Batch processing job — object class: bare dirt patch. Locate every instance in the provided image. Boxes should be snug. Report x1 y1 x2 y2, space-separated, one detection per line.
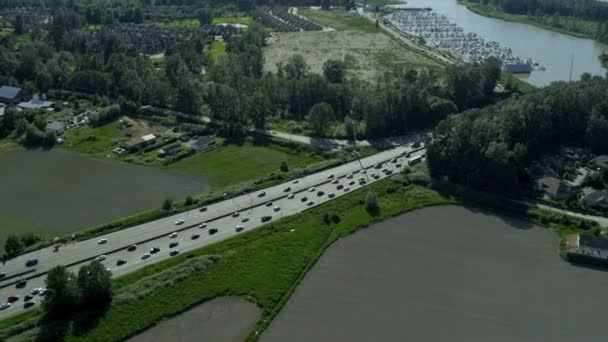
262 205 608 342
263 31 439 81
127 297 261 342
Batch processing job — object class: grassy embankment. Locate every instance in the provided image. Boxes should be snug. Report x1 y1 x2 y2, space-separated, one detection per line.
460 0 600 41
1 176 454 341
299 8 381 33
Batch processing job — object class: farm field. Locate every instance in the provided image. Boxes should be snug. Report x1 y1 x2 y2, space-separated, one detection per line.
0 149 209 237
127 297 260 342
262 205 608 342
264 30 440 81
168 142 323 187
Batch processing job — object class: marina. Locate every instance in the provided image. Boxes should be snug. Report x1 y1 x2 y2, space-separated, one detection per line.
385 8 535 73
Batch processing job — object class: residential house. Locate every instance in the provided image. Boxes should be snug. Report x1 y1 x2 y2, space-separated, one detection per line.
587 155 608 171
0 86 30 104
566 234 608 266
536 176 578 200
17 99 54 110
189 135 216 152
158 144 182 158
120 133 157 151
45 121 65 135
582 190 608 210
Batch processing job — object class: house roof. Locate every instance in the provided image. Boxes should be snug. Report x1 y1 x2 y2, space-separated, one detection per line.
0 86 22 100
141 134 156 142
537 176 574 198
582 190 608 207
18 99 53 109
190 135 215 151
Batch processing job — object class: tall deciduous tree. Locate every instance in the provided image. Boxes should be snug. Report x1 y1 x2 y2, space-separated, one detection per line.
307 102 335 136
44 266 79 318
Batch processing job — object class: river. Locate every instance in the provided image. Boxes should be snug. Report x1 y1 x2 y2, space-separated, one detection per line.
404 0 608 86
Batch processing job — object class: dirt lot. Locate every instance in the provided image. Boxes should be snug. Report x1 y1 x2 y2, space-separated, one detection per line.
263 31 439 81
127 297 261 342
0 149 210 237
262 205 608 342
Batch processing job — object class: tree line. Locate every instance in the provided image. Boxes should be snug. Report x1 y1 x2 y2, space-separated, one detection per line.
427 74 608 193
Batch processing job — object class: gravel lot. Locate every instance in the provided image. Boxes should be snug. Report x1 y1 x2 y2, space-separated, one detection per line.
262 205 608 342
263 31 438 81
0 149 209 235
127 297 261 342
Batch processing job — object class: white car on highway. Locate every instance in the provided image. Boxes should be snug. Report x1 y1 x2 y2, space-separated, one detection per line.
141 253 151 260
287 193 295 199
241 217 250 222
169 232 178 238
198 222 207 228
175 219 185 225
273 206 281 212
308 187 316 192
95 255 106 261
0 303 10 310
97 238 108 245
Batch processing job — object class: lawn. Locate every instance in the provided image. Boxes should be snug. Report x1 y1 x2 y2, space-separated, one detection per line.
161 19 200 28
205 40 226 60
169 142 323 187
0 214 43 254
61 121 126 156
212 16 253 25
2 178 452 342
299 9 380 33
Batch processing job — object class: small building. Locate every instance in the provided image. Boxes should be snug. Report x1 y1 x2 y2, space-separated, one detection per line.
0 86 30 104
190 135 216 152
45 121 65 135
0 104 5 117
17 99 54 110
121 133 157 152
587 155 608 171
582 190 608 210
536 176 577 200
158 144 182 158
566 234 608 267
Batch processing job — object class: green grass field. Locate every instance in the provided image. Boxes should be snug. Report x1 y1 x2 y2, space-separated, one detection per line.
205 40 226 60
212 16 253 25
161 19 200 28
61 121 125 156
169 142 322 187
300 9 381 33
1 178 451 341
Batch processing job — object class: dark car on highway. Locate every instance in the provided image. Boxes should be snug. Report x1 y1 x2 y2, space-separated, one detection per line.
127 245 137 252
116 259 127 266
8 295 19 302
199 206 207 212
337 184 344 190
265 201 273 207
191 234 200 240
24 294 34 301
150 247 160 254
169 242 179 248
16 280 27 288
24 301 35 308
209 228 218 235
317 191 324 197
301 196 308 202
170 249 180 256
261 215 272 222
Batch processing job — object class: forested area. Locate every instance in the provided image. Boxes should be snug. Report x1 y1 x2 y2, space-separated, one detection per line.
469 0 608 42
0 0 509 142
426 75 608 193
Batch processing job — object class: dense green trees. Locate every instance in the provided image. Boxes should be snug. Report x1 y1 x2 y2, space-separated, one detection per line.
307 102 335 136
4 235 24 258
427 76 608 193
45 263 112 319
323 59 345 83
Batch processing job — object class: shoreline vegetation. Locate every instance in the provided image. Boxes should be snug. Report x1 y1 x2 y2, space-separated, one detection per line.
458 0 604 44
0 170 601 341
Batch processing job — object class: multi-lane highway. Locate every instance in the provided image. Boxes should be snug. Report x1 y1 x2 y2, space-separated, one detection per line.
0 142 426 318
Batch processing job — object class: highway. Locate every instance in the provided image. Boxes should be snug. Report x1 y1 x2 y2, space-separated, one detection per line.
0 143 426 318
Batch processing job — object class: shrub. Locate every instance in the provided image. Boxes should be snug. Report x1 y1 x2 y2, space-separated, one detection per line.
365 191 379 215
280 161 289 172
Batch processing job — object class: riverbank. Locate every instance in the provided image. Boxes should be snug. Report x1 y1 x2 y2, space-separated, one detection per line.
459 0 601 43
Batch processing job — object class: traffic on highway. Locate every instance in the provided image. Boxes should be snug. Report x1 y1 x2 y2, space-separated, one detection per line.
0 142 426 318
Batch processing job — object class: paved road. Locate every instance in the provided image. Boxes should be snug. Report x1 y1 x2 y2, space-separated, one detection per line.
518 200 608 228
0 143 426 318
